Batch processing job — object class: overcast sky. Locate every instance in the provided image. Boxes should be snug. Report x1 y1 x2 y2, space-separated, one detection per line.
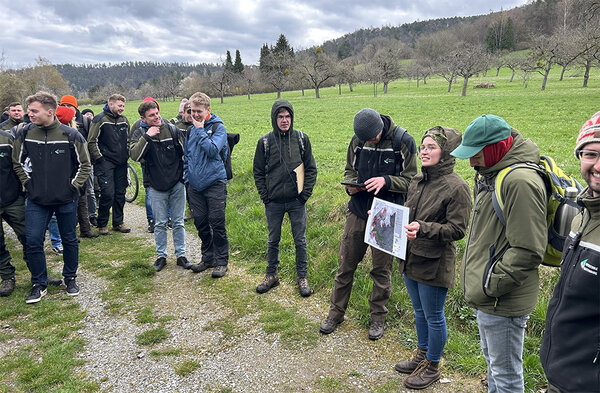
0 0 528 69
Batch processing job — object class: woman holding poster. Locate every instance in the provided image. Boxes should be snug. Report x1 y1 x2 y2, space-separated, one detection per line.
396 126 471 390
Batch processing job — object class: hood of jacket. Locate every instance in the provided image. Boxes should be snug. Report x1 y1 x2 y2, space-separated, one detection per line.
421 126 461 178
271 100 294 135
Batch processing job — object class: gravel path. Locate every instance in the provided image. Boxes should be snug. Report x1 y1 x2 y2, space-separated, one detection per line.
73 201 484 393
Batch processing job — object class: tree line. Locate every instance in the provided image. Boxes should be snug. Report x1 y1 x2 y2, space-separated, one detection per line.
1 0 600 108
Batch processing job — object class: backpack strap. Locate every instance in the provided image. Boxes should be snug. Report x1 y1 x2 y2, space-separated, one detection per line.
391 125 408 174
165 121 184 156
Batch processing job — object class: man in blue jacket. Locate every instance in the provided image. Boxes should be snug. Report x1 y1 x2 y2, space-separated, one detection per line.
185 92 229 278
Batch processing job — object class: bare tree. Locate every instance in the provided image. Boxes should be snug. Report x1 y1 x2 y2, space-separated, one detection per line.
519 55 537 88
209 70 232 104
503 51 527 82
454 43 489 96
531 34 561 90
362 61 381 98
576 25 600 87
297 47 337 98
157 72 182 101
241 67 260 100
261 50 293 99
373 47 402 94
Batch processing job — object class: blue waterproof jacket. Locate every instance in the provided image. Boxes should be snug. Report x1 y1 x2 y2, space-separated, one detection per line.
184 113 227 192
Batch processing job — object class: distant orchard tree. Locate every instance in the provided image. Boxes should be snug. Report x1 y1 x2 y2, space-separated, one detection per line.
453 43 489 96
260 34 294 98
20 56 71 97
241 67 259 99
373 47 402 94
0 72 26 108
531 34 561 90
297 47 337 98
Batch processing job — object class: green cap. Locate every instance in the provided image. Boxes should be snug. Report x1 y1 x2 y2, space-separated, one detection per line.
451 114 511 158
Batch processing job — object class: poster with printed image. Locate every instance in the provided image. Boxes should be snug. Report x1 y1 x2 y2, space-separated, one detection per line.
364 197 409 260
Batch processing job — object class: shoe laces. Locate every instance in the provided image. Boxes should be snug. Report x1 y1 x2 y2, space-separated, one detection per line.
408 359 430 377
262 275 275 285
298 277 308 288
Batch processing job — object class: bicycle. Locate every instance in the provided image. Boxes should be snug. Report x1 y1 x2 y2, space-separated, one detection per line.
125 162 139 203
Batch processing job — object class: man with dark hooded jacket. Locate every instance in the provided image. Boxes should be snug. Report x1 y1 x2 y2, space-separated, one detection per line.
540 112 600 393
253 100 318 297
451 114 547 393
320 108 417 340
87 94 131 235
0 102 24 134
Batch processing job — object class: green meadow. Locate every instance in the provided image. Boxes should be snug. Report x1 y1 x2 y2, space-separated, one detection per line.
1 66 596 392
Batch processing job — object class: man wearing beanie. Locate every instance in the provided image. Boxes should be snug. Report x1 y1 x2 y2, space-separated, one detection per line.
88 94 131 235
60 95 98 238
450 114 547 393
320 108 417 340
12 91 91 303
540 112 600 393
0 102 24 134
253 99 318 297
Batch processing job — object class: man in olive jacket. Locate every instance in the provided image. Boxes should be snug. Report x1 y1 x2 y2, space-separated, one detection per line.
320 108 417 340
12 92 91 303
253 100 317 297
451 115 547 393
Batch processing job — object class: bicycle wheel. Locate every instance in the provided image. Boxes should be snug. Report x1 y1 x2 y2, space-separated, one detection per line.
125 163 139 203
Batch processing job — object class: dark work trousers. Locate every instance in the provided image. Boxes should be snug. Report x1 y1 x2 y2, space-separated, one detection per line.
188 182 229 267
95 160 127 228
0 196 27 280
77 181 92 234
264 199 308 278
328 210 393 323
26 198 79 286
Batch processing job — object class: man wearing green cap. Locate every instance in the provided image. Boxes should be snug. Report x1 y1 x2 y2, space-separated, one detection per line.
451 114 547 393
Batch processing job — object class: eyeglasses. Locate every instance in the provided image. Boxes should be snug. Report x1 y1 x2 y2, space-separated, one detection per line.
186 110 191 114
577 149 600 163
418 144 438 153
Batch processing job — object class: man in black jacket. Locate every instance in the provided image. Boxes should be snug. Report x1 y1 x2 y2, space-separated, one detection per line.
12 91 91 303
253 100 317 297
320 108 417 340
87 94 131 235
0 102 24 133
130 100 191 272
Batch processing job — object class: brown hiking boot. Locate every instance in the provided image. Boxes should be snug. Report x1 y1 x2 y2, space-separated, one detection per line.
256 274 279 294
0 277 16 297
112 224 131 233
297 277 311 297
368 320 385 340
320 316 344 334
395 347 427 374
403 359 441 390
98 226 109 236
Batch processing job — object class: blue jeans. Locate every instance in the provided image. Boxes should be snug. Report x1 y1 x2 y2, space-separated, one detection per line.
145 188 154 222
188 182 229 266
26 199 79 286
147 182 186 258
404 275 448 362
264 199 307 278
48 215 62 248
475 309 529 393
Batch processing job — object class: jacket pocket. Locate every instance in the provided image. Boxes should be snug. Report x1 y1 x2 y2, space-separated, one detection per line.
407 239 444 280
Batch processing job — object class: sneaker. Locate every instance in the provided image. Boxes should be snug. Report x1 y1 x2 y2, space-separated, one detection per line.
147 220 155 233
256 274 279 294
395 348 428 374
89 216 98 227
0 277 16 297
52 245 63 254
98 226 109 236
190 260 215 273
403 359 441 390
212 265 227 278
153 257 167 272
112 224 131 233
47 276 62 286
25 284 47 304
65 278 79 296
368 320 385 341
297 277 311 297
176 256 192 269
320 317 343 334
80 230 99 238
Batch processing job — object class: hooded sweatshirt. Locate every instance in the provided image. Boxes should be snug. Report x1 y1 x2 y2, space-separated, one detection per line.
87 104 130 165
461 129 547 316
401 127 472 288
253 100 318 204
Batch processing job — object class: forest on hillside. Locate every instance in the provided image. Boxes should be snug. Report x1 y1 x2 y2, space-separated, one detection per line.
1 0 599 106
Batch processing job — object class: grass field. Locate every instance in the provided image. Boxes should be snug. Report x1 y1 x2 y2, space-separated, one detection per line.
4 65 598 392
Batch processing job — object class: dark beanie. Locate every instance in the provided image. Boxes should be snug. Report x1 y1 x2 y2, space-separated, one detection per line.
81 108 94 116
353 108 383 142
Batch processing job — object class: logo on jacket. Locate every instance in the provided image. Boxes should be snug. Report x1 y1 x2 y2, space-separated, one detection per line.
580 259 598 276
383 158 393 164
0 152 5 158
54 148 66 154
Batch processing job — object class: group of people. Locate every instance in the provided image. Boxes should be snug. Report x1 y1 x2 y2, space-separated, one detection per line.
0 90 597 392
